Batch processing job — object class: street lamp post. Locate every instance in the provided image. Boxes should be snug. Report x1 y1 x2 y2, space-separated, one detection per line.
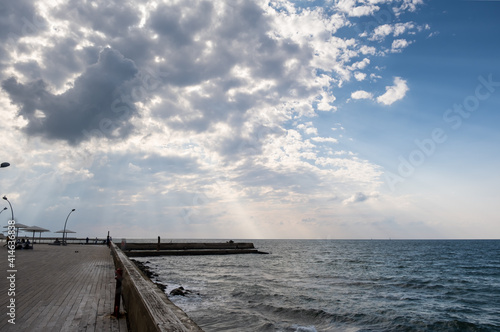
2 196 17 238
62 209 76 245
2 196 14 222
0 207 7 214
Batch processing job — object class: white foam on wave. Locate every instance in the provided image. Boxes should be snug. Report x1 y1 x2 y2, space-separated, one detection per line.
291 324 318 332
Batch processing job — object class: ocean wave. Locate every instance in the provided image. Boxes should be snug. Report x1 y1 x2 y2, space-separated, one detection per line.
136 240 500 332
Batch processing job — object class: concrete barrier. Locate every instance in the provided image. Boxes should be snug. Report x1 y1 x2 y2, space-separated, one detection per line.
123 242 255 251
110 242 204 332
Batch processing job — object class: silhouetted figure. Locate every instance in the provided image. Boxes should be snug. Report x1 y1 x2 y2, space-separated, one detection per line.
23 239 32 249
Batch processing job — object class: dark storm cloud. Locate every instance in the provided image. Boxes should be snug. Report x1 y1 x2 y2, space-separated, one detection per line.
110 28 157 69
13 60 42 81
149 1 214 47
0 0 47 68
2 48 138 145
0 0 46 41
15 38 91 87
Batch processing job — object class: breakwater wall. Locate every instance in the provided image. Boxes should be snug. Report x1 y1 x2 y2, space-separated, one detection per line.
110 242 203 332
121 241 269 257
125 242 256 250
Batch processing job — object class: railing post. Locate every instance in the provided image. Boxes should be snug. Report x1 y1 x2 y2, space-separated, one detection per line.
113 268 123 317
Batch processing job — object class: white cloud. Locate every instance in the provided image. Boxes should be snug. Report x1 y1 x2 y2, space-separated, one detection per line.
376 77 409 105
369 22 416 41
336 0 380 17
370 73 382 81
316 91 337 112
371 24 394 41
310 137 338 143
351 90 373 100
296 122 318 135
393 0 424 15
354 72 367 81
359 45 377 55
391 39 412 52
350 58 370 70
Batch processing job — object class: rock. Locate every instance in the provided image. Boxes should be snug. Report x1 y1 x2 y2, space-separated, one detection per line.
131 259 167 291
169 286 194 296
155 282 167 292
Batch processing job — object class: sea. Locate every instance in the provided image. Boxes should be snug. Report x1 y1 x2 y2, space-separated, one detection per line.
131 239 500 332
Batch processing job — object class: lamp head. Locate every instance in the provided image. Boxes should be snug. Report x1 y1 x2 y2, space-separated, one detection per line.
72 209 76 211
2 196 7 201
2 207 6 210
0 162 10 168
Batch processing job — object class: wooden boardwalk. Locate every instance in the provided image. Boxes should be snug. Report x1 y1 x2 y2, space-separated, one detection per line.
0 244 129 331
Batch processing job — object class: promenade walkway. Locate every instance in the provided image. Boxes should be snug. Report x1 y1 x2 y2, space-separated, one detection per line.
0 243 128 331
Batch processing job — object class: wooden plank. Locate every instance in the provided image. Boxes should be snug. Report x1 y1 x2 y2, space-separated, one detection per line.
0 244 128 331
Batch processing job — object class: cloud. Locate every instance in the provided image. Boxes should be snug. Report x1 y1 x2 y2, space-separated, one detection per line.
2 48 138 145
336 0 380 17
0 0 47 44
350 58 370 70
297 122 318 135
0 0 430 239
391 39 412 52
343 191 379 204
368 22 416 41
310 137 338 143
393 0 424 15
376 77 409 105
354 72 367 81
351 90 373 100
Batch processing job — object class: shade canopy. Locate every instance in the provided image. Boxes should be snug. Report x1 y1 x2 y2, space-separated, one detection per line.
3 222 30 229
22 226 51 244
22 226 50 232
3 222 30 238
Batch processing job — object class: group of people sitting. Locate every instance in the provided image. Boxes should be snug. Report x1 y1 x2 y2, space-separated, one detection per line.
2 236 32 249
15 238 33 249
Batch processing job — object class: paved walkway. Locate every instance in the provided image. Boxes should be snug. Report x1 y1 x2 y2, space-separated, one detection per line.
0 243 129 331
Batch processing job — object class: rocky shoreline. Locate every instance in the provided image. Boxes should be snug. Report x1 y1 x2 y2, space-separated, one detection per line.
131 259 196 296
131 259 167 292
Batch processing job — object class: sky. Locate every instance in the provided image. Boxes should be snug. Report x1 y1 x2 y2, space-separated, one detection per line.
0 0 499 240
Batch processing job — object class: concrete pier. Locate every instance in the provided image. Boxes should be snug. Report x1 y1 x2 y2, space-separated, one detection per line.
122 242 269 257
